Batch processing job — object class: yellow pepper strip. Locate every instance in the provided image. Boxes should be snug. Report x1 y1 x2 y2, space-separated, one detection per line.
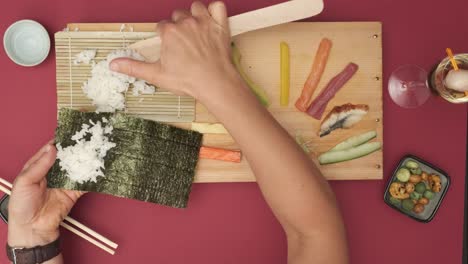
280 41 290 106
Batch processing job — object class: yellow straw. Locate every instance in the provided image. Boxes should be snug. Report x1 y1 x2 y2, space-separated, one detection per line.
445 48 459 71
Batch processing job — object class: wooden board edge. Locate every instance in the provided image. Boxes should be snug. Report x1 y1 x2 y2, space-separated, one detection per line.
67 23 157 32
376 21 384 179
193 172 385 183
65 21 383 33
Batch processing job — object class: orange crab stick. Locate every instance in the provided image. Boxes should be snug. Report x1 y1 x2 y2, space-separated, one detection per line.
199 146 242 163
295 38 332 112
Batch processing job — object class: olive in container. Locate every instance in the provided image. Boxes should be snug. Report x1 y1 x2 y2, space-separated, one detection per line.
384 155 450 223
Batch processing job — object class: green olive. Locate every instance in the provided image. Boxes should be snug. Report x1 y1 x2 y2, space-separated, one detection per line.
410 168 422 175
415 182 427 194
389 196 401 206
424 190 435 200
410 192 422 200
402 199 415 212
405 160 419 169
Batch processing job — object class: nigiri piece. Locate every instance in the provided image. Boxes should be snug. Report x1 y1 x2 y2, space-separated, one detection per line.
445 69 468 92
319 104 369 137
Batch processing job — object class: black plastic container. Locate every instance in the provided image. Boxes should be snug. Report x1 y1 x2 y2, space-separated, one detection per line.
384 155 450 223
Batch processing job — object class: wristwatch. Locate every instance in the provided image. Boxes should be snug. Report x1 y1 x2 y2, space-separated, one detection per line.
6 237 61 264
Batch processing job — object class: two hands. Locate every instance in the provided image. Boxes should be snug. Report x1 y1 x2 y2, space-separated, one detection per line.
8 0 240 258
8 2 348 263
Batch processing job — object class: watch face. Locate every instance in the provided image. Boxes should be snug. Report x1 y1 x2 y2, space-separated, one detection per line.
0 195 9 223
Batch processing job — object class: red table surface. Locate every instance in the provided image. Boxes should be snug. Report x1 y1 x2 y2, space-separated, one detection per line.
1 0 467 263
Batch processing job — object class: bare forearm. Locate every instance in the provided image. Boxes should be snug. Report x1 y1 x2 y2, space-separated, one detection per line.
109 2 348 261
199 74 348 262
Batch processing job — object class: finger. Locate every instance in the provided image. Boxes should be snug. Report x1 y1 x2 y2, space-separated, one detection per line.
172 9 191 22
191 1 210 18
208 1 229 30
110 58 163 86
63 190 86 202
18 145 57 184
22 142 55 172
155 20 169 35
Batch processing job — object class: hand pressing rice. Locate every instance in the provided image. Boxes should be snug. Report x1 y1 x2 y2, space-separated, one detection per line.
56 117 116 183
82 49 156 112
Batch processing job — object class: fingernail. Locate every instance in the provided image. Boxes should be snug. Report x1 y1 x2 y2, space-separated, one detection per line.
110 61 120 71
43 144 51 153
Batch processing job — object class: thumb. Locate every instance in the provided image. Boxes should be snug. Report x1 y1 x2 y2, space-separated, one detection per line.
63 190 86 203
18 145 57 185
110 58 163 87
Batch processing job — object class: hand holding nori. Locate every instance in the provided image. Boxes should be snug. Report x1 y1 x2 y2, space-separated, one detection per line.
47 109 203 208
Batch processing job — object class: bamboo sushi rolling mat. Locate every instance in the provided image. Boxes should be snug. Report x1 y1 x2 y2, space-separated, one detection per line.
55 30 195 123
59 22 383 182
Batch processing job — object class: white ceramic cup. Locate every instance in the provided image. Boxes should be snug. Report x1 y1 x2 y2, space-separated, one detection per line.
3 19 51 67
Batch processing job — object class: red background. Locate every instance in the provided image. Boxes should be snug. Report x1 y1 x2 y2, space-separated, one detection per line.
0 0 467 263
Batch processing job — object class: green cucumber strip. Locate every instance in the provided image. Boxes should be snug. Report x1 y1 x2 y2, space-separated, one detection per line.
319 142 381 165
295 135 311 154
328 131 377 152
231 42 270 107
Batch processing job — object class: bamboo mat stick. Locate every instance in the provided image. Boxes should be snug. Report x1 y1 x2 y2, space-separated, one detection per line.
0 178 117 254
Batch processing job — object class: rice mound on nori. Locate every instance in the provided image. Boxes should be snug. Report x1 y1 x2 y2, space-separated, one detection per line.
56 117 116 183
47 108 203 208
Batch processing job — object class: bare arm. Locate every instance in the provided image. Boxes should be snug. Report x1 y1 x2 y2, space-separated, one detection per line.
111 2 348 263
201 79 348 263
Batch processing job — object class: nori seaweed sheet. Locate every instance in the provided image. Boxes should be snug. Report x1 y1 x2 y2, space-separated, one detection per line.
47 108 203 208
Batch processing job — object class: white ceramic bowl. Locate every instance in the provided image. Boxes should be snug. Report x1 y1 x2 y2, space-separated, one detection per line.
3 20 51 67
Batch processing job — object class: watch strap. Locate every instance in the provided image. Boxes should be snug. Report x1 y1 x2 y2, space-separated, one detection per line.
6 237 61 264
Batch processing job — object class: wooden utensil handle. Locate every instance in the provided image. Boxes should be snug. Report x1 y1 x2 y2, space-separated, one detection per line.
129 0 324 62
228 0 324 36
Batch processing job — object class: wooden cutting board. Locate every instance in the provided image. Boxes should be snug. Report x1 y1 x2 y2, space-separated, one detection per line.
62 22 383 182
